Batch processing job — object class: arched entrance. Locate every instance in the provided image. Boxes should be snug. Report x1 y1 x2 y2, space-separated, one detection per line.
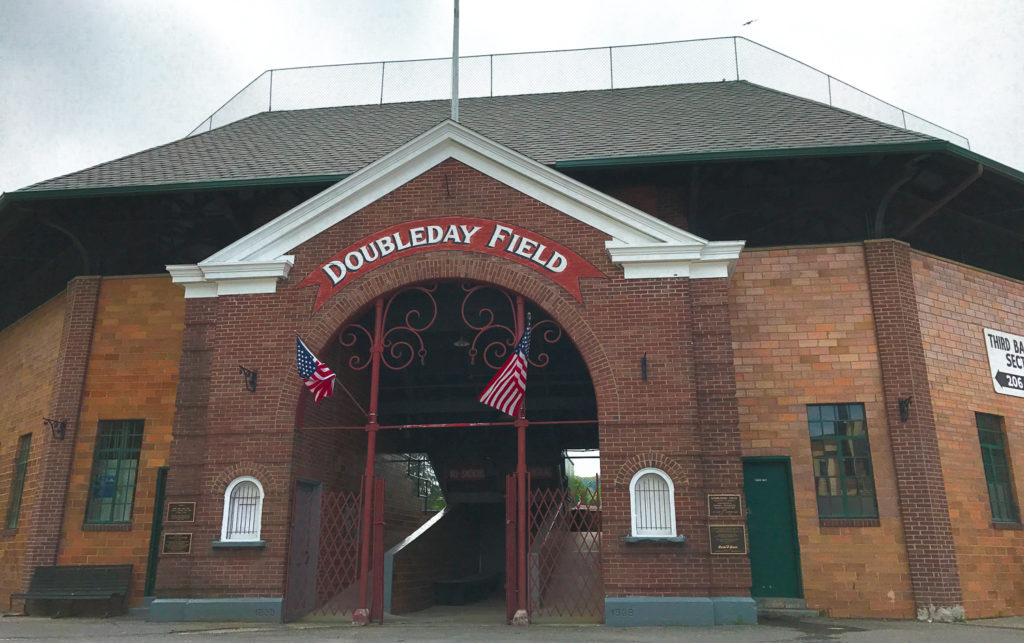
284 281 602 624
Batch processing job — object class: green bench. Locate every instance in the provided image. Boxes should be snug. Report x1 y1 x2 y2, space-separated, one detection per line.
11 564 133 616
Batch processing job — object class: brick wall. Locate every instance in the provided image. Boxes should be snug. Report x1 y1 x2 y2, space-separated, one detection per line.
160 157 747 605
57 276 184 606
21 276 102 602
864 240 962 616
912 251 1024 618
731 245 914 618
389 505 497 614
0 293 66 608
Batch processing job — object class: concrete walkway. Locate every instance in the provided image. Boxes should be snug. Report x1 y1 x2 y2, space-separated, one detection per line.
2 613 1024 642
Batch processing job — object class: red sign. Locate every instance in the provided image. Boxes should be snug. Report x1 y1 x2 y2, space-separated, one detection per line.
298 217 605 311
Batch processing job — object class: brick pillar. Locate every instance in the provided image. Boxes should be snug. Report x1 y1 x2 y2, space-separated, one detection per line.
21 276 102 582
154 297 217 596
863 239 962 620
690 278 750 596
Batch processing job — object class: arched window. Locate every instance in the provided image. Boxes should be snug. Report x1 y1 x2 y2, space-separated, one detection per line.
220 476 264 542
629 468 676 537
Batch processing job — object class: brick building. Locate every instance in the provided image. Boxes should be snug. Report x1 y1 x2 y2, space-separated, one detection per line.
2 53 1023 626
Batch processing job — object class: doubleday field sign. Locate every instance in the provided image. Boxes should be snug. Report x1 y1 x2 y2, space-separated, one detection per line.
299 217 605 311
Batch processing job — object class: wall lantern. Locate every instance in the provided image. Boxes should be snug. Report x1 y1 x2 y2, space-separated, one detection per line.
43 418 67 440
898 396 913 423
239 366 258 393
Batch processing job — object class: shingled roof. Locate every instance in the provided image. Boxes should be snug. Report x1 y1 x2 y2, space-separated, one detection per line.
19 80 935 194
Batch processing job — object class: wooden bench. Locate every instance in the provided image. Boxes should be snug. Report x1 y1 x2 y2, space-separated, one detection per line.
11 564 133 616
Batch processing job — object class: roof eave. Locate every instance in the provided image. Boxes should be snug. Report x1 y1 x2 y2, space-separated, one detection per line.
555 140 1024 184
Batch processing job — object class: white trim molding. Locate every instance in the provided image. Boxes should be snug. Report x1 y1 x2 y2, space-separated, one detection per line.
166 120 744 297
167 258 293 299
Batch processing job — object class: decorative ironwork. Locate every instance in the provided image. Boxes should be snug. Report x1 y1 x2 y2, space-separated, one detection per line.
338 284 439 371
528 318 561 369
461 283 517 369
460 282 561 369
338 322 374 371
380 284 437 370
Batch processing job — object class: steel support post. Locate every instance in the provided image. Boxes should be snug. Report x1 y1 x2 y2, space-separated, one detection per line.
354 298 384 625
512 295 530 626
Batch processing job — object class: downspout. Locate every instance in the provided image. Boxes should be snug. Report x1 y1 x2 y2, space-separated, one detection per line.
873 155 928 238
41 214 91 274
899 163 984 238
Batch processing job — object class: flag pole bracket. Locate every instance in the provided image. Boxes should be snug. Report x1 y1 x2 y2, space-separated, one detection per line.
239 365 258 393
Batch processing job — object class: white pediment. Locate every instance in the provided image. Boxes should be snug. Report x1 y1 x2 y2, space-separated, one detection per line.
167 119 744 298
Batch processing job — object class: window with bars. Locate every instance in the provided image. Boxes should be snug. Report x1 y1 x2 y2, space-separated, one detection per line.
629 468 676 537
5 434 32 529
976 413 1020 524
84 419 144 524
221 477 264 541
808 403 878 519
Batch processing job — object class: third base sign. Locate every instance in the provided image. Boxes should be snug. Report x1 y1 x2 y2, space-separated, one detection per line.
984 327 1024 398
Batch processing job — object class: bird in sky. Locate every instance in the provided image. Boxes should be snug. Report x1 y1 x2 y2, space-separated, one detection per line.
743 19 757 26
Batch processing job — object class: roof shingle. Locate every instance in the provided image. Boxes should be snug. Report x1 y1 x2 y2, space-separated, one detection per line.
21 81 933 193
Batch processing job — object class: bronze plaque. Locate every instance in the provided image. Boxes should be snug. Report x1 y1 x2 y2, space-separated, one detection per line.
166 501 196 523
708 494 742 518
162 532 192 555
709 525 747 555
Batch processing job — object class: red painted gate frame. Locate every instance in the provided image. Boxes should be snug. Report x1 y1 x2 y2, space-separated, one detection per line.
295 282 593 624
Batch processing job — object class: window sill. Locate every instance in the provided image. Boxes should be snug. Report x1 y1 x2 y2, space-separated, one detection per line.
819 518 880 528
82 522 132 531
991 522 1022 530
623 535 686 544
212 539 266 549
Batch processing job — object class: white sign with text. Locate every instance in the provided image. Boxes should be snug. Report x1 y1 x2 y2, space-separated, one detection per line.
984 327 1024 398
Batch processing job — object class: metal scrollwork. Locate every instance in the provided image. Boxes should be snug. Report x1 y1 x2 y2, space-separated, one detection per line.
338 284 439 372
527 318 562 368
339 281 564 374
460 283 517 369
338 322 374 371
459 282 562 370
380 284 438 370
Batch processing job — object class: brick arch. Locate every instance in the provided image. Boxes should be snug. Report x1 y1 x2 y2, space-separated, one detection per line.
209 461 280 496
292 251 619 425
614 453 687 489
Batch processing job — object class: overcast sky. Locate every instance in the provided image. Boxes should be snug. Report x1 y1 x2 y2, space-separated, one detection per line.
2 0 1022 195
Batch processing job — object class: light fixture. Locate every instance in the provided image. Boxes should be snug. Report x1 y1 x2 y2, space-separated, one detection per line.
453 336 470 348
898 396 912 423
43 418 67 440
239 365 258 393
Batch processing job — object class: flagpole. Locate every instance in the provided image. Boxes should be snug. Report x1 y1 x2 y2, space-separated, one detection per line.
451 0 459 122
513 299 529 625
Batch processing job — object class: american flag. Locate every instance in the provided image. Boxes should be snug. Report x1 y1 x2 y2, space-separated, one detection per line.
478 323 531 416
296 336 336 403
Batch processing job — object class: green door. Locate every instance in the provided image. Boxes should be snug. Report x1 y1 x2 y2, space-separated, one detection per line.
743 459 802 598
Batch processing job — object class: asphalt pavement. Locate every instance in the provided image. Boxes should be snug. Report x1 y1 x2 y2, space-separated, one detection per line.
2 613 1024 642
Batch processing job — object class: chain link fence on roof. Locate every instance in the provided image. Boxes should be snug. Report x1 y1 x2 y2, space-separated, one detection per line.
188 36 969 149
